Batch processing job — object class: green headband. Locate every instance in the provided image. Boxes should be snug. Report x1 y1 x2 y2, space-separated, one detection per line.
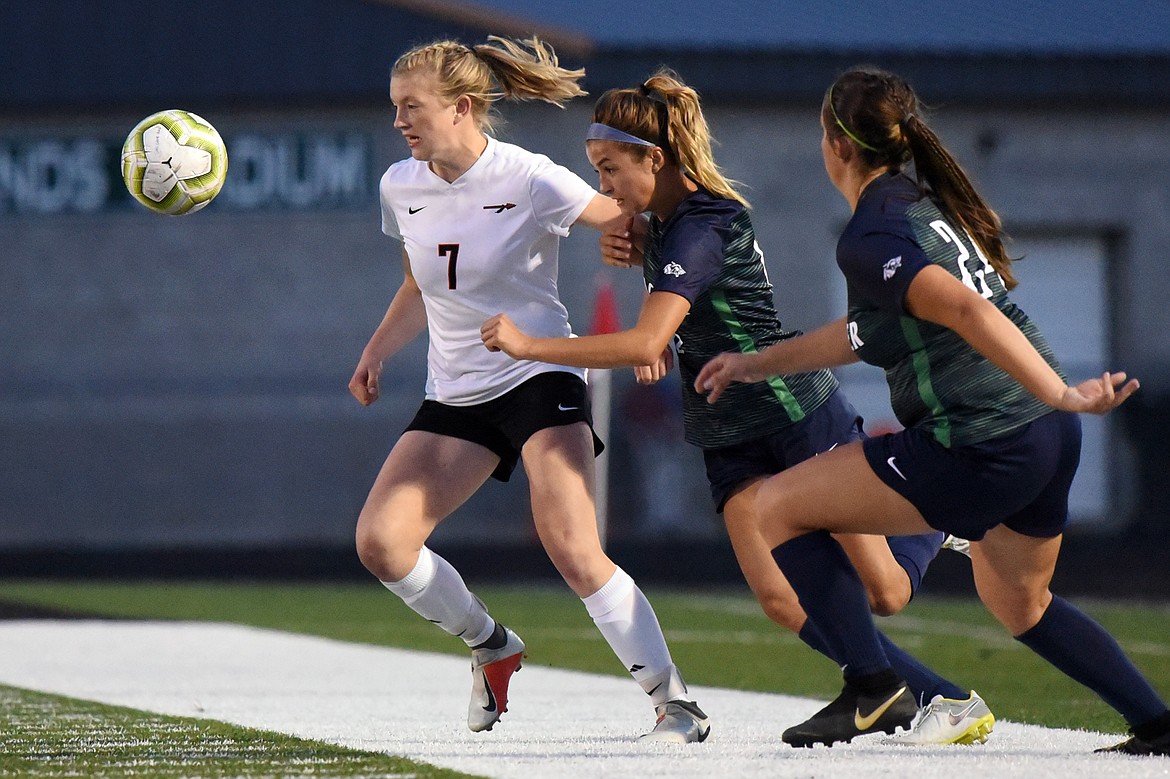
828 85 879 152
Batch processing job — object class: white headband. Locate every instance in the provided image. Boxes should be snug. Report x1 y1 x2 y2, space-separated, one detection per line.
585 123 657 147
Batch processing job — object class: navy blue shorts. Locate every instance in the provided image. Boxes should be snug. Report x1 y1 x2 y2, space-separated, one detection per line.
862 410 1082 541
703 390 863 512
404 371 603 483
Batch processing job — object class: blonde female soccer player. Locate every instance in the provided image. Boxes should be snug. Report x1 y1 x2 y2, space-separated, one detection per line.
348 37 707 743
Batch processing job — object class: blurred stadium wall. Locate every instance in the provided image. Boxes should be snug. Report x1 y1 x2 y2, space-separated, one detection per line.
2 1 1168 592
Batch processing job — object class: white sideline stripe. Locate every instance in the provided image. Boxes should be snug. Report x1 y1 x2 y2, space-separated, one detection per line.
0 621 1161 779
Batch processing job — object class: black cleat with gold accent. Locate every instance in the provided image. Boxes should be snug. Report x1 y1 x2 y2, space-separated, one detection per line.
1095 712 1170 756
782 671 917 748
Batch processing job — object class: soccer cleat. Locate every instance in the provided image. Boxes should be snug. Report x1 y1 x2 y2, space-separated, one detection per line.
467 626 525 733
638 699 711 744
1095 729 1170 756
883 690 995 746
782 679 917 747
941 535 972 557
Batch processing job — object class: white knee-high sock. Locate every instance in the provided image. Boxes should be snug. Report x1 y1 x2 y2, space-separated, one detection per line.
382 546 495 647
582 567 689 705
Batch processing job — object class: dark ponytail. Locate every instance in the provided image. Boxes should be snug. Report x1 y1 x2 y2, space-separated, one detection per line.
824 67 1016 289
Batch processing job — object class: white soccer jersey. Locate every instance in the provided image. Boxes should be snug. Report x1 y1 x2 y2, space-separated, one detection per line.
380 136 594 405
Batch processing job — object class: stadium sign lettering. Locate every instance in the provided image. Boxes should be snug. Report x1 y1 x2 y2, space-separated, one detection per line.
0 132 373 215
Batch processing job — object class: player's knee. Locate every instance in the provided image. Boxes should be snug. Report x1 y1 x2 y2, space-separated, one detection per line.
354 521 389 577
978 588 1051 636
998 601 1050 636
755 590 806 633
867 584 910 617
860 561 914 616
354 513 413 581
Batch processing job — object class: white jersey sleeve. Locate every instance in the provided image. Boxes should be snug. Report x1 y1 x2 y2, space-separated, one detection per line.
380 168 402 240
529 161 597 237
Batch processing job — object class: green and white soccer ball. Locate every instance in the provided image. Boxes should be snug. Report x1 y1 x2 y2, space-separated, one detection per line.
121 109 228 215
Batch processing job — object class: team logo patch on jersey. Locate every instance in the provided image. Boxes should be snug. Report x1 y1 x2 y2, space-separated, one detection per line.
663 262 686 277
882 255 902 281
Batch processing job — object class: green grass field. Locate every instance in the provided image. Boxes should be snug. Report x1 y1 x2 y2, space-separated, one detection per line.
2 580 1167 737
0 683 478 778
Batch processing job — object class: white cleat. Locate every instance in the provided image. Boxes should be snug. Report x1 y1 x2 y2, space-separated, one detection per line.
884 690 995 746
639 699 711 744
467 627 525 733
941 535 972 558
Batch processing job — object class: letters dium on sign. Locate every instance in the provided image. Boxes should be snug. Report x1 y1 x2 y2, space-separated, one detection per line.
218 135 368 209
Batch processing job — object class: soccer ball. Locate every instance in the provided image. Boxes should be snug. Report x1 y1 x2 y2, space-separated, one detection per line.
121 110 228 215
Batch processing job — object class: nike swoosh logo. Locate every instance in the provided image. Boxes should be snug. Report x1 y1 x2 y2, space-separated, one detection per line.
854 685 907 731
408 206 426 214
557 404 579 411
886 456 907 481
947 699 981 726
481 671 497 713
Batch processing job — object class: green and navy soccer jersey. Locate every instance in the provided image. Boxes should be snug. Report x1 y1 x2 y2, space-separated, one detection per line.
644 190 837 449
838 173 1065 447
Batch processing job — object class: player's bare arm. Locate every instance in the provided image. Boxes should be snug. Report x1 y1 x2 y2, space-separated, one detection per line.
349 250 428 406
633 346 674 385
695 316 858 404
905 265 1138 414
482 290 690 368
572 193 638 268
600 213 649 268
574 192 624 231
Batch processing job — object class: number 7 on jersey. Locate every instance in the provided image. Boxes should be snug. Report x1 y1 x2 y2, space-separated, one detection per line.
439 243 460 290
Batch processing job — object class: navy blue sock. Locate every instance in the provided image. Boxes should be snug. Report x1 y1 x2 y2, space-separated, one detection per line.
799 616 963 703
878 632 966 702
772 531 890 679
886 531 945 596
797 619 841 663
1016 595 1168 727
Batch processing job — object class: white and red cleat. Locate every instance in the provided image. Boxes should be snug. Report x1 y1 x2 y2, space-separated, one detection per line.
467 627 525 732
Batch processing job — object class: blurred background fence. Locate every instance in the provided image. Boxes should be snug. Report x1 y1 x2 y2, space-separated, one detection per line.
2 0 1169 595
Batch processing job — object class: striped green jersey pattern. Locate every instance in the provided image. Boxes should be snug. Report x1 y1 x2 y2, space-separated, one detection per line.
848 195 1064 447
645 200 837 448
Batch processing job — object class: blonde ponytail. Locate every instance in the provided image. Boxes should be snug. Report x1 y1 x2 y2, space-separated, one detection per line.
393 36 585 134
472 36 585 106
592 70 748 207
